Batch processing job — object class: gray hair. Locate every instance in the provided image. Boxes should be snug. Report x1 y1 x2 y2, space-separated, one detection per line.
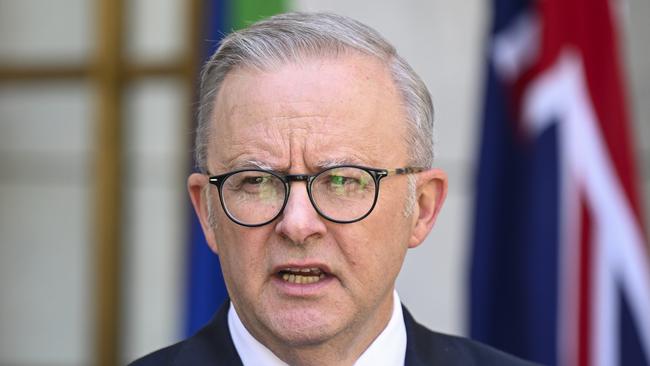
195 12 434 173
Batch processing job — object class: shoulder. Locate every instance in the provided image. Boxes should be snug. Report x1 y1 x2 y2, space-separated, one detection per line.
128 302 242 366
128 343 181 366
403 306 541 366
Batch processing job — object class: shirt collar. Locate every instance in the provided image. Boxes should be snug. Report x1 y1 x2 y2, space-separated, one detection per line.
228 300 287 366
228 291 407 366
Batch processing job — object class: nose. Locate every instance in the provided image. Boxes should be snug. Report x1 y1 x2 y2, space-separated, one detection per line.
274 182 327 243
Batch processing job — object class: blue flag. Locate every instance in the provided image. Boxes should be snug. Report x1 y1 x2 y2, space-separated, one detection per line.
470 0 650 365
184 0 230 337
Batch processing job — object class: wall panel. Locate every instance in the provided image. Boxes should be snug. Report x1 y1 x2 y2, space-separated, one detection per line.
0 0 93 65
121 78 188 363
0 82 94 365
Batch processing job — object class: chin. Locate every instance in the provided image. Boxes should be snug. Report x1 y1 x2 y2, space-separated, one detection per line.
265 307 344 347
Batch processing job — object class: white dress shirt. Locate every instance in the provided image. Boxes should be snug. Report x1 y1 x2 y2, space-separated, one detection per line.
228 291 407 366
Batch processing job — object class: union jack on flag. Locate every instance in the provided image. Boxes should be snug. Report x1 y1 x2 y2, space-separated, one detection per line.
470 0 650 365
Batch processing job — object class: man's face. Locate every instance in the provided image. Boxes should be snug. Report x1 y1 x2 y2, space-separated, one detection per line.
190 53 441 351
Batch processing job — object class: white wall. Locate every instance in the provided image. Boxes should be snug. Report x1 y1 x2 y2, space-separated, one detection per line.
623 0 650 228
0 0 191 364
121 78 188 362
0 81 95 365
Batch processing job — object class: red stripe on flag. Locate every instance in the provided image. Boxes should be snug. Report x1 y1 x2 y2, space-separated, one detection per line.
539 0 647 242
578 0 644 231
578 195 592 366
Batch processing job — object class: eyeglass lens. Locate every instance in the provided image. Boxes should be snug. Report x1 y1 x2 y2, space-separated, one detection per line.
221 171 285 225
219 167 377 225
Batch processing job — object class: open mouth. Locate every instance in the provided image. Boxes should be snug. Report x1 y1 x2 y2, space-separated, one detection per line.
278 267 327 284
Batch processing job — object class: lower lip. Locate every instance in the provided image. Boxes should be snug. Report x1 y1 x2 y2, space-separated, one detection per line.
272 274 336 296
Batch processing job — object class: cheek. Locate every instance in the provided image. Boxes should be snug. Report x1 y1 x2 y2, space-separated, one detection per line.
360 197 412 272
335 218 409 281
214 224 274 285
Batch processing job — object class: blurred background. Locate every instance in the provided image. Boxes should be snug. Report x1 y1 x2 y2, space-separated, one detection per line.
0 0 648 365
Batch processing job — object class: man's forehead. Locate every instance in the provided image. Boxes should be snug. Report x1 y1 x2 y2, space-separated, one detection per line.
211 124 391 173
208 54 408 171
216 54 396 113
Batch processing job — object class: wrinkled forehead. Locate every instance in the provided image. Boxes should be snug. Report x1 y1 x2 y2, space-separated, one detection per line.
208 54 409 170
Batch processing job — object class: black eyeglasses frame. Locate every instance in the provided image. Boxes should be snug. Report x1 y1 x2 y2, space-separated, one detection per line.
207 165 425 227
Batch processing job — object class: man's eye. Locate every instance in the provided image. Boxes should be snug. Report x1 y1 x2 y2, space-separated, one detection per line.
329 175 364 187
227 174 272 192
242 176 268 185
330 175 349 186
328 175 369 192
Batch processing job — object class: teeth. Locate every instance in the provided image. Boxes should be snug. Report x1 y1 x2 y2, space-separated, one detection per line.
280 271 326 284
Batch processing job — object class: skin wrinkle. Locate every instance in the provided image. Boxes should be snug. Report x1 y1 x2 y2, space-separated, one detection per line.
214 111 389 174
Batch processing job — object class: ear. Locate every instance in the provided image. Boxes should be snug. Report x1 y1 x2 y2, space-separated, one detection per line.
408 168 448 248
188 173 220 254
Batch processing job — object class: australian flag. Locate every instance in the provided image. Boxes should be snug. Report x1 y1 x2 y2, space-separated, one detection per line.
470 0 650 365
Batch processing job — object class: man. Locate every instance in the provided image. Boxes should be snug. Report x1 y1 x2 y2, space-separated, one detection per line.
132 12 538 366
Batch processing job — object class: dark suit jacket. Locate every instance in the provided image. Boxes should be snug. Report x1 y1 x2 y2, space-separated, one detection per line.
130 301 540 365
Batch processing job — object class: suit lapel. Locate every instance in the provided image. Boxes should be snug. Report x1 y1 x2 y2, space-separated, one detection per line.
173 301 244 365
404 305 429 366
403 305 457 366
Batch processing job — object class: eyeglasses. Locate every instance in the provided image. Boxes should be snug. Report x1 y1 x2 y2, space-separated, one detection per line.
207 165 425 227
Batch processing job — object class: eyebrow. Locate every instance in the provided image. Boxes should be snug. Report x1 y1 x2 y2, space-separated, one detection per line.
226 157 368 173
230 159 277 171
316 157 366 169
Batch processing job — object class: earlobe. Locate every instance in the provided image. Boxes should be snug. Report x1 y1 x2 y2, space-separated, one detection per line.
188 173 220 254
408 169 448 248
